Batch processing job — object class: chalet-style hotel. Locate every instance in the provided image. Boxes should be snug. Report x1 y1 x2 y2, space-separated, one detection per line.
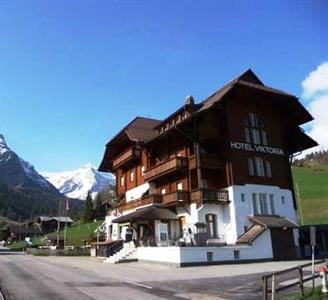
98 70 317 266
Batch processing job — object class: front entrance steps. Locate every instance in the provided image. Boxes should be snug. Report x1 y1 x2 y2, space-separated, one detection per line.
104 241 138 264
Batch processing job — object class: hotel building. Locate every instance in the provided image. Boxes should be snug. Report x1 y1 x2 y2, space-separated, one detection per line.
98 69 317 265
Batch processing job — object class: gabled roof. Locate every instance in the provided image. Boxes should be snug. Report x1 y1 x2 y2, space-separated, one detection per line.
106 117 161 146
199 69 296 113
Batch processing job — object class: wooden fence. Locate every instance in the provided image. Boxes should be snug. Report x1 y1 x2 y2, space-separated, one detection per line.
262 259 328 299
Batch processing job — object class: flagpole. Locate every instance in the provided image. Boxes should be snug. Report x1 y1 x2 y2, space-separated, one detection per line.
57 199 62 248
64 199 68 251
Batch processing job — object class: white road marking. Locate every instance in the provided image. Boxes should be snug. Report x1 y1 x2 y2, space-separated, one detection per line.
127 281 153 290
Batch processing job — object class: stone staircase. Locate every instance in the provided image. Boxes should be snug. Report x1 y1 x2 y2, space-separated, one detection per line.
104 241 138 264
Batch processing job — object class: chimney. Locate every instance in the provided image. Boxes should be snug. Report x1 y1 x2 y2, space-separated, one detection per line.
185 95 195 106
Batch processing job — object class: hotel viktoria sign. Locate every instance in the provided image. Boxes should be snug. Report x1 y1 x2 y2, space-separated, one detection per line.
98 69 317 266
230 141 285 156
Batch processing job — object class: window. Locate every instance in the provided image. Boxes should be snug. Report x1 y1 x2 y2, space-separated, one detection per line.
161 188 166 195
177 182 183 191
252 193 258 215
141 166 145 177
269 194 275 215
241 193 245 202
206 214 217 238
248 157 255 176
259 193 268 214
120 176 125 187
130 171 134 182
244 112 267 145
255 157 265 177
265 160 272 178
234 250 240 260
281 196 285 204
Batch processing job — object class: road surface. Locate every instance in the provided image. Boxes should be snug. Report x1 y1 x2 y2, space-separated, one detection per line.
0 252 312 299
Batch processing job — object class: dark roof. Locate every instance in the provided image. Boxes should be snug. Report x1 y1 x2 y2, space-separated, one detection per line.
8 225 40 235
249 215 298 229
237 224 266 244
107 117 161 145
112 205 179 223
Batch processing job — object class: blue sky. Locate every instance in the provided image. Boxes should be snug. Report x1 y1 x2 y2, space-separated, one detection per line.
0 0 327 172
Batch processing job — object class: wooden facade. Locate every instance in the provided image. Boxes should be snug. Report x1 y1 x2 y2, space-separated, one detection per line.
99 70 316 216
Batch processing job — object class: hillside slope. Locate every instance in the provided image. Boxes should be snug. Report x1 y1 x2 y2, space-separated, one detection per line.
0 182 84 221
292 164 328 225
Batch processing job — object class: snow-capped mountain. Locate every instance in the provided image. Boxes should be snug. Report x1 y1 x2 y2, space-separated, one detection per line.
0 134 60 195
42 163 115 200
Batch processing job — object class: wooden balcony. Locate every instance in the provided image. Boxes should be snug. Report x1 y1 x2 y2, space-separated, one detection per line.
144 156 188 181
190 188 229 204
112 147 140 169
119 194 162 211
189 154 224 170
162 191 189 206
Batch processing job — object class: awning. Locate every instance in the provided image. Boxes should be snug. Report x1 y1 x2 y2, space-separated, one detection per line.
249 216 298 229
112 205 179 223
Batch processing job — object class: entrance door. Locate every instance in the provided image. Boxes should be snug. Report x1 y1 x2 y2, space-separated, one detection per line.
271 229 296 260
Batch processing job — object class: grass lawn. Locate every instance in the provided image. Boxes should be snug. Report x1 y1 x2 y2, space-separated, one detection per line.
47 219 104 246
292 165 328 225
8 219 104 250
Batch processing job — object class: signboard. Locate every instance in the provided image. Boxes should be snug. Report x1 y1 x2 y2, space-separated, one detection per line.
230 142 284 156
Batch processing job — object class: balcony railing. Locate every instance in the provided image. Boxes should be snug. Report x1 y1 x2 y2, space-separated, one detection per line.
120 194 162 211
190 188 229 204
144 156 187 181
112 147 140 169
162 190 189 206
189 154 224 170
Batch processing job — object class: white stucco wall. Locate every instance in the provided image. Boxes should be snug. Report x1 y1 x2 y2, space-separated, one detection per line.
125 183 150 202
226 184 297 243
137 228 273 264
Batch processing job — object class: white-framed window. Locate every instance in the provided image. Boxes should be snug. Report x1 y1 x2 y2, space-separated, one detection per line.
255 157 265 177
141 166 145 177
130 171 134 182
241 193 245 202
177 182 183 191
252 193 258 215
248 157 255 176
120 176 125 187
269 194 275 215
265 160 272 178
259 193 268 214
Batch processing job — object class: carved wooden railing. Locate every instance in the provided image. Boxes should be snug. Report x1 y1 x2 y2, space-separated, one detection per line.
144 156 187 181
190 188 229 204
189 154 224 169
162 190 189 206
119 194 162 211
112 147 140 169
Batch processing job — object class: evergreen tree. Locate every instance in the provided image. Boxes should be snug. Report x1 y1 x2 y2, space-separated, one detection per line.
94 193 105 219
83 191 94 223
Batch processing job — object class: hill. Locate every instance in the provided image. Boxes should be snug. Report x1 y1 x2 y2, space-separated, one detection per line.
292 164 328 225
0 181 84 221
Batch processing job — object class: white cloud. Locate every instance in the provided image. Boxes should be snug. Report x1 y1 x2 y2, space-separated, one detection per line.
300 61 328 155
302 62 328 99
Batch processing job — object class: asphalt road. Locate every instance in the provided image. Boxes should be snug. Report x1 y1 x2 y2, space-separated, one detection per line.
0 252 314 300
